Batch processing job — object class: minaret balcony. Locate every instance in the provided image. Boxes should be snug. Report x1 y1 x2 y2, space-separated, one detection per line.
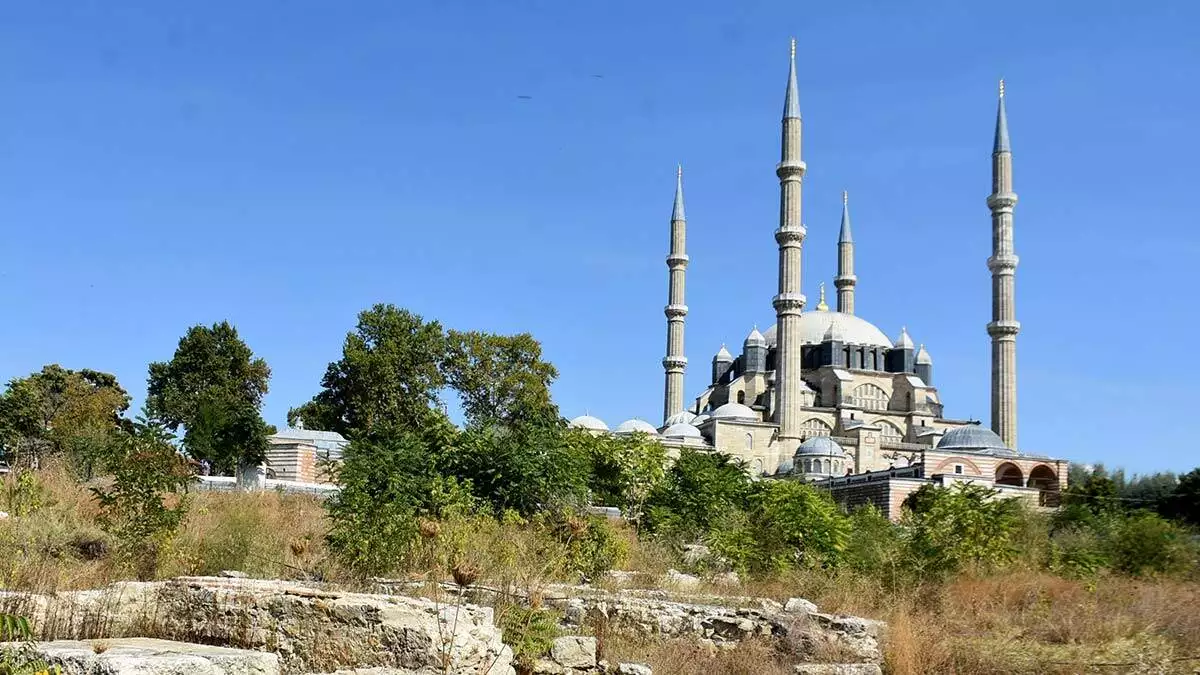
664 304 689 319
987 320 1021 338
775 159 807 179
665 253 690 268
986 192 1019 210
662 355 688 371
987 254 1019 273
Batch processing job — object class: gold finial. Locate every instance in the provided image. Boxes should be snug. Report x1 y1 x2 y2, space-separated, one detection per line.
790 38 796 60
999 78 1005 99
842 190 848 206
677 164 682 179
816 282 829 311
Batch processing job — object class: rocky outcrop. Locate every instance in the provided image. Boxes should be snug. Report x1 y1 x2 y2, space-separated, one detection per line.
5 577 513 675
10 638 280 675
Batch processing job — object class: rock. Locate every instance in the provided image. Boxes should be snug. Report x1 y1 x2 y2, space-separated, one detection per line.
793 665 882 675
784 598 818 615
533 657 567 674
549 635 597 669
663 569 700 589
617 663 653 675
599 570 639 588
681 544 712 566
11 577 513 675
218 570 249 579
711 571 739 587
14 638 279 675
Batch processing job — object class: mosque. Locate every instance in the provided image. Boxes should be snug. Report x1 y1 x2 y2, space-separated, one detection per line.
568 42 1067 519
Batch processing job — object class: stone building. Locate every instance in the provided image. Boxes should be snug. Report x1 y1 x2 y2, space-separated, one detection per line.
264 422 347 484
569 42 1066 517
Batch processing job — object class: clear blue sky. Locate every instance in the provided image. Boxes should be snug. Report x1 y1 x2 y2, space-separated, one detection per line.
1 2 1197 473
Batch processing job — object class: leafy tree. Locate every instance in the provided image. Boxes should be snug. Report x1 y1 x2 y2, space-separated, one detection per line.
902 482 1024 578
740 480 849 572
290 305 448 436
1122 471 1178 514
571 430 666 523
643 448 753 540
843 505 906 581
325 421 470 576
91 414 194 574
146 321 272 474
1107 511 1194 576
442 422 589 517
445 330 560 428
0 365 130 473
1167 468 1200 526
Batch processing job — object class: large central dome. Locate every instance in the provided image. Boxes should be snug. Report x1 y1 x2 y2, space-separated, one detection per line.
762 311 892 349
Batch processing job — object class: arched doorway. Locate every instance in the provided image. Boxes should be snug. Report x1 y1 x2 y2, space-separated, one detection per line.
995 462 1024 487
1027 465 1060 506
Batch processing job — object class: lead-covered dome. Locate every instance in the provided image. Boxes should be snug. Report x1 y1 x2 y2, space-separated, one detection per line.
663 423 703 440
568 415 608 431
937 424 1011 453
710 402 758 421
664 410 698 426
615 418 659 435
794 436 845 457
763 311 892 349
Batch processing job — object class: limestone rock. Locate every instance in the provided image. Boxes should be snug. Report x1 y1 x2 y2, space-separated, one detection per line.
616 664 653 675
784 598 818 615
549 635 596 669
662 569 700 590
14 637 279 675
793 664 882 675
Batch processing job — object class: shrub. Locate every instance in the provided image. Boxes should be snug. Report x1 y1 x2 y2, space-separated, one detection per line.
901 483 1023 578
745 481 849 573
1107 511 1194 577
644 449 753 541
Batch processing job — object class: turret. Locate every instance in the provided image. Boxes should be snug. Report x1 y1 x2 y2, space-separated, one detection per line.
886 326 915 373
987 80 1020 449
712 345 734 384
662 166 690 424
821 318 845 368
772 38 807 454
915 344 933 384
835 191 856 314
744 326 767 373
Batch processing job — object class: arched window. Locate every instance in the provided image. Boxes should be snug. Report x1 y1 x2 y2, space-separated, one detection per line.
995 462 1023 487
737 390 746 404
851 383 889 411
804 459 812 473
878 421 904 444
801 418 832 437
744 433 753 451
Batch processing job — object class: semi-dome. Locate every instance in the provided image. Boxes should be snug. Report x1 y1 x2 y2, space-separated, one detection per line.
794 436 845 457
763 311 891 349
937 424 1010 453
568 415 608 431
663 423 703 440
710 402 758 421
664 410 698 426
615 418 659 435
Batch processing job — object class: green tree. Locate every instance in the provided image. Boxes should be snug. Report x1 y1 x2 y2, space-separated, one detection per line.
290 305 448 436
643 448 753 540
1107 511 1194 576
146 322 272 474
0 365 131 473
325 421 469 575
445 330 560 428
571 430 666 524
91 414 194 574
902 482 1024 578
442 422 589 517
740 480 849 572
1167 468 1200 526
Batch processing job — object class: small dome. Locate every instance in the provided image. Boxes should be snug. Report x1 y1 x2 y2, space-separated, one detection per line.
713 344 734 362
693 413 711 425
916 344 932 365
663 423 702 440
937 424 1009 452
794 436 845 457
664 410 698 426
744 326 766 347
568 415 608 431
711 402 757 421
894 326 915 349
615 418 659 435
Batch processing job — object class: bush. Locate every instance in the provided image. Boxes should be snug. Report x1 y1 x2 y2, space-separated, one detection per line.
745 481 848 573
644 448 753 541
1107 511 1194 577
901 483 1024 578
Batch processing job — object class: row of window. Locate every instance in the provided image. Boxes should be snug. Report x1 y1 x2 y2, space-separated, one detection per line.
801 457 846 475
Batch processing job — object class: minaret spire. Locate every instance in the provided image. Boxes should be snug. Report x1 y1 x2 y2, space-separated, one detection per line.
773 38 807 458
835 190 856 314
663 165 690 424
987 79 1020 449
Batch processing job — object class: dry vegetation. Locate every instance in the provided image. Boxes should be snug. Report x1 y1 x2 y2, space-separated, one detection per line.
3 466 1199 674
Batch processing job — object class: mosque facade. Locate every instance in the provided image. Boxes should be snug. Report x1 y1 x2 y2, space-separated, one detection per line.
569 42 1067 517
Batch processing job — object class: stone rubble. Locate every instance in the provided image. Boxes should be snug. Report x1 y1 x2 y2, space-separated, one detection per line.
9 637 280 675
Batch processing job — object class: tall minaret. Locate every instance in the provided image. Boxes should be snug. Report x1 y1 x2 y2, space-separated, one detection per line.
987 80 1020 448
772 38 807 450
835 190 856 314
662 165 689 424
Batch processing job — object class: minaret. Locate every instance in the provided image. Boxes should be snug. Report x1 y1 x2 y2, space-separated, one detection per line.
662 165 689 424
772 38 807 451
987 79 1020 449
835 190 856 314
